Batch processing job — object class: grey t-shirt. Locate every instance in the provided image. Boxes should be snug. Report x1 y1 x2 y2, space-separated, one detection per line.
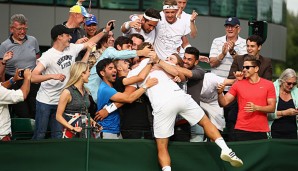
187 65 205 105
0 35 40 76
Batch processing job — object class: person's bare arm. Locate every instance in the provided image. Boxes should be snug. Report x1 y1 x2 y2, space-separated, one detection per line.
122 63 152 86
19 69 31 100
150 51 178 77
244 98 276 113
209 42 230 68
176 65 193 78
81 42 96 63
110 77 158 103
31 62 66 83
217 83 235 107
181 36 190 49
82 20 115 50
94 86 136 121
121 20 141 34
0 51 14 82
189 10 198 38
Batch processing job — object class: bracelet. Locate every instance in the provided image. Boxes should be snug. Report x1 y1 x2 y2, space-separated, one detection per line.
157 59 161 64
124 21 131 30
9 77 15 85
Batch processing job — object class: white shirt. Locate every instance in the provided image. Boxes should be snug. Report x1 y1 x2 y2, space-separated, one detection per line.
127 58 183 111
123 26 156 44
154 12 191 60
209 35 247 78
36 43 84 105
0 85 23 139
200 73 225 103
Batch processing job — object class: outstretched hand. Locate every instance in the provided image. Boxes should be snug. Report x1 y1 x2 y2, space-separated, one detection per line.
217 83 225 94
145 76 158 89
105 20 116 31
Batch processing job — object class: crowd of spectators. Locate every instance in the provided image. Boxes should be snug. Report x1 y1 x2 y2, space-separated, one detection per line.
1 0 298 170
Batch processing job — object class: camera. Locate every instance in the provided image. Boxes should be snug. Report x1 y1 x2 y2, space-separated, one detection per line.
18 70 25 78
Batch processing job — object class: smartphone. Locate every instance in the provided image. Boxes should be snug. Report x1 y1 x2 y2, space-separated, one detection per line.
18 70 24 78
108 22 114 31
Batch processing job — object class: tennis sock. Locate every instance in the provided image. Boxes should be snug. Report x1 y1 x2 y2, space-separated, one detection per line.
162 166 171 171
215 137 230 151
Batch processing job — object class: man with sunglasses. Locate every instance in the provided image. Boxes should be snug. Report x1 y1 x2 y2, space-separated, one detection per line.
217 55 276 141
225 35 273 141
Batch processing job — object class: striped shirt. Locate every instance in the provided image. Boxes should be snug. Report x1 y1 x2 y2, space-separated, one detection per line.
209 35 247 78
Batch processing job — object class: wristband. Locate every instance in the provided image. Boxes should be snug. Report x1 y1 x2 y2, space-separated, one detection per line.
9 77 15 85
124 21 131 30
105 103 117 114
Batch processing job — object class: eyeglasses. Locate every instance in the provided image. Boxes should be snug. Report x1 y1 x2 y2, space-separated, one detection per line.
242 66 256 70
225 25 239 30
286 82 297 86
13 27 28 31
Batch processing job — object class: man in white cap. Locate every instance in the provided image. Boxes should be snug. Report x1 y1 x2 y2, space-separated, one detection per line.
209 17 247 141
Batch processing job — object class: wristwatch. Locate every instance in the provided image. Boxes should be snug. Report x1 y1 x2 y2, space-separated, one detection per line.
142 84 148 90
230 50 237 55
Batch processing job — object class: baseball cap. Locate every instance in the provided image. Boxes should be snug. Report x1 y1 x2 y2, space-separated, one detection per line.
85 14 97 26
69 5 90 18
51 24 74 40
224 17 240 26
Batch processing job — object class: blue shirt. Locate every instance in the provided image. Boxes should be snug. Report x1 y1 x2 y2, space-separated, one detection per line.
85 47 137 102
97 81 120 134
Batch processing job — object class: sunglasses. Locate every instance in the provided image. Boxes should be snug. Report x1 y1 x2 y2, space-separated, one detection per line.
286 82 297 86
242 66 256 70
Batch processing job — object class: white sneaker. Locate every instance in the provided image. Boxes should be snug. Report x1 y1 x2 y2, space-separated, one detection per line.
220 149 243 167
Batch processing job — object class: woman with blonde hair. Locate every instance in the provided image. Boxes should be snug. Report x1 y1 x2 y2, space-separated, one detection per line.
268 68 298 139
56 61 100 138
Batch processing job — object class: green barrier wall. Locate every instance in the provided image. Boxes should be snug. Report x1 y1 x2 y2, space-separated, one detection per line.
1 139 297 171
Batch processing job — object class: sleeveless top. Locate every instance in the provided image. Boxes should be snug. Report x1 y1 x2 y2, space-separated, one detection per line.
64 85 91 115
271 97 297 139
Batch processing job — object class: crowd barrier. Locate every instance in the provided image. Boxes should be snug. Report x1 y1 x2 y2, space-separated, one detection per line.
1 138 298 171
